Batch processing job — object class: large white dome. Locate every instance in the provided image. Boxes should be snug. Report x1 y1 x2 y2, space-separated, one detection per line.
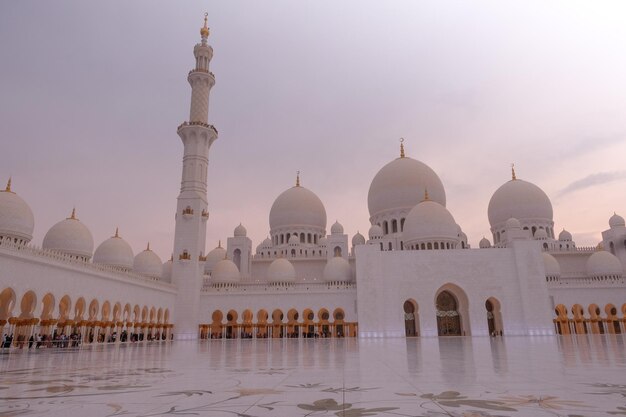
133 244 163 278
212 258 240 284
488 178 553 228
368 155 446 219
42 209 94 259
269 184 327 231
204 243 226 274
586 251 623 278
403 199 458 246
542 253 561 277
0 180 34 243
93 229 134 270
267 257 296 283
323 256 352 282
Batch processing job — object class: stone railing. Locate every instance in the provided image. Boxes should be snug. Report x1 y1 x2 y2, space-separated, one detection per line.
202 280 356 294
0 238 174 289
546 274 626 288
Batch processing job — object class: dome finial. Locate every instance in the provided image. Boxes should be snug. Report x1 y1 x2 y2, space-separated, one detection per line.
114 227 119 238
69 207 76 220
146 242 150 251
5 177 11 192
218 239 222 248
511 163 516 180
200 12 209 39
423 187 430 201
296 170 300 187
399 138 405 158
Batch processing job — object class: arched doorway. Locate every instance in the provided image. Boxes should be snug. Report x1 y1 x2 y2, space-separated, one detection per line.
403 300 418 337
436 291 462 336
485 297 503 336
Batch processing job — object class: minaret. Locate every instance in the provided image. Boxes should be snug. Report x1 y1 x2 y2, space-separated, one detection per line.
172 14 218 339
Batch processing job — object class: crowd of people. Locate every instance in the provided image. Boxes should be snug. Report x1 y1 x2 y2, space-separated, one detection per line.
1 330 172 351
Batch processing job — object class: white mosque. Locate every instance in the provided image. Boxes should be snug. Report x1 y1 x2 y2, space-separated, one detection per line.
1 17 625 344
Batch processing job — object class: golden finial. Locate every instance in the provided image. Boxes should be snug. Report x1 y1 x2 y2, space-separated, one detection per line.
296 171 300 187
200 12 209 38
424 187 430 201
511 163 516 180
399 138 405 158
4 177 11 192
68 207 76 220
218 240 222 248
114 227 119 238
146 242 151 251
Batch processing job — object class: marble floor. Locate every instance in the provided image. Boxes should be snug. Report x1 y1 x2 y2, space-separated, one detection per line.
1 335 626 417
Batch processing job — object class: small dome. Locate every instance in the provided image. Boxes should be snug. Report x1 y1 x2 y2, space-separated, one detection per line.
403 199 458 245
256 237 273 253
458 228 468 242
352 231 365 246
212 258 240 283
0 179 34 242
479 237 491 249
609 213 625 229
319 236 328 247
288 234 300 245
368 224 383 239
204 243 226 274
488 177 553 228
542 253 561 277
93 229 134 270
558 229 572 241
161 259 173 283
269 183 327 232
586 251 623 278
534 228 548 239
267 257 296 283
42 209 94 259
133 244 163 278
331 220 344 235
234 223 247 237
368 155 446 219
323 256 352 282
505 217 521 230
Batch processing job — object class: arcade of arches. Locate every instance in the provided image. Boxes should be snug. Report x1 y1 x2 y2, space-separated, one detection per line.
199 308 357 339
553 303 626 335
0 287 172 348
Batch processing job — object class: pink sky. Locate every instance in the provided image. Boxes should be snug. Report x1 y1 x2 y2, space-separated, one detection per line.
1 1 626 260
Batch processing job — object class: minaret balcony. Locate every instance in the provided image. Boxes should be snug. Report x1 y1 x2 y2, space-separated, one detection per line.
201 209 209 221
177 121 218 136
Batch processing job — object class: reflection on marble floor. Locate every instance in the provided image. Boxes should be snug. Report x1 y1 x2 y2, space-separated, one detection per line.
1 335 626 416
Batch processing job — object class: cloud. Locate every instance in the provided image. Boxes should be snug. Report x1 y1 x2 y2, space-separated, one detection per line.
559 170 626 196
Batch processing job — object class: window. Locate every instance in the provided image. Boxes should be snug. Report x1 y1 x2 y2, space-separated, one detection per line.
392 219 398 233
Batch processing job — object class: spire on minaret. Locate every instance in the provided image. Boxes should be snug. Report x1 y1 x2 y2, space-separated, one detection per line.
200 12 209 42
296 171 300 187
511 163 517 180
400 138 405 158
4 177 11 192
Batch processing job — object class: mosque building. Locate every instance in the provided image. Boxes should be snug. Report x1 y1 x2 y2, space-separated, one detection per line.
1 17 625 344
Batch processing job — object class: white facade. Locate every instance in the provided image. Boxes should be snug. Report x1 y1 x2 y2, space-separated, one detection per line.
1 18 626 343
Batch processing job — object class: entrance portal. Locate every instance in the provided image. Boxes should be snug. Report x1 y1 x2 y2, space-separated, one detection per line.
436 291 461 336
403 300 417 337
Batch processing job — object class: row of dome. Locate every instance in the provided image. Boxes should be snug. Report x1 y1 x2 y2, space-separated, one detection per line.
543 250 623 279
209 253 353 285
